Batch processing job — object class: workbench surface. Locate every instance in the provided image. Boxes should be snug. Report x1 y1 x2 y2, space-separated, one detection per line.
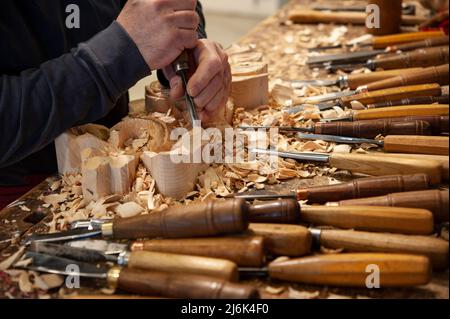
1 0 448 299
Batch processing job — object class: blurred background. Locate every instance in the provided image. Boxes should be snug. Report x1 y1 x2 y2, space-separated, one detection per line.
129 0 289 101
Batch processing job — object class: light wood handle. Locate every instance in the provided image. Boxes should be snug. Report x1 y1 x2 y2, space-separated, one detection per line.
352 105 449 121
363 64 449 91
131 236 266 267
346 68 423 89
319 229 449 269
127 251 239 282
383 136 449 155
329 153 442 184
268 253 431 287
301 206 434 235
388 35 449 51
373 46 449 69
247 223 312 257
116 268 259 299
341 83 443 107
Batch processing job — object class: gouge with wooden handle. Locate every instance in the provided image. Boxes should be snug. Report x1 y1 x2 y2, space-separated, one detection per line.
312 228 449 269
328 189 449 223
366 95 449 109
29 242 239 281
248 199 434 235
250 149 443 184
263 253 431 287
356 115 449 134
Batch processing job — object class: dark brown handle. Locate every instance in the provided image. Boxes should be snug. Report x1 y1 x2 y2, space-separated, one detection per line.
363 64 449 91
117 268 260 299
366 95 449 109
373 46 449 70
131 236 266 267
248 199 300 224
333 189 449 223
315 120 431 138
319 229 449 269
356 115 449 134
113 199 249 239
388 36 449 52
296 174 432 204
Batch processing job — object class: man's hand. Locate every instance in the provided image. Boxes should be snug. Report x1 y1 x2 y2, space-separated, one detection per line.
163 39 231 123
117 0 199 70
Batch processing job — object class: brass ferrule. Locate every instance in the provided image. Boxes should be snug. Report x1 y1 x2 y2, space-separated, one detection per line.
325 202 339 207
101 223 114 237
107 266 122 291
130 241 145 252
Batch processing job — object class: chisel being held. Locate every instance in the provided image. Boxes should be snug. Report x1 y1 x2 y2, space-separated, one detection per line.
17 252 259 299
327 189 449 223
366 95 449 109
308 31 445 51
297 133 449 156
28 242 240 281
247 198 434 235
241 119 432 139
242 253 431 287
250 149 443 183
23 199 249 245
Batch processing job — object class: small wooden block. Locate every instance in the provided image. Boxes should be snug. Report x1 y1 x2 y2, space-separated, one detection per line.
231 73 269 109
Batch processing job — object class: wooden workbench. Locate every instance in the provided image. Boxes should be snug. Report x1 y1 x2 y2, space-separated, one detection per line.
0 0 448 299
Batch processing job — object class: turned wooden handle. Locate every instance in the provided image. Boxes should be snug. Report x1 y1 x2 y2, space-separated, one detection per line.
356 115 449 134
131 236 266 267
363 64 449 91
315 120 431 138
288 10 427 26
373 46 449 70
319 229 449 269
112 199 249 239
268 253 431 287
346 68 423 89
383 135 449 155
366 96 449 109
388 35 449 52
341 84 443 107
127 251 239 282
333 189 449 223
371 31 446 48
300 206 434 235
247 223 312 257
328 153 442 184
248 199 300 224
352 105 449 121
296 174 432 204
116 268 260 299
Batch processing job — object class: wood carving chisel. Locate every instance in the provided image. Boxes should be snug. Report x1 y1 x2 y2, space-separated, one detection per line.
250 148 443 183
241 119 432 138
296 133 449 156
16 252 259 299
28 242 239 281
366 95 449 109
23 199 249 245
311 3 416 15
240 253 431 287
327 189 449 223
173 51 200 124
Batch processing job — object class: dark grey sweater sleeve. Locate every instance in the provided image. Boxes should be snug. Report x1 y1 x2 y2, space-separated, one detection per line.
0 22 150 168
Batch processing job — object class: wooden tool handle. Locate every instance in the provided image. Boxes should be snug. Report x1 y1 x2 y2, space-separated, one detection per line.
334 189 449 223
328 153 442 184
296 174 432 204
388 35 449 52
248 199 300 224
352 105 449 121
383 135 449 155
356 115 449 134
116 268 260 299
319 229 449 269
366 96 449 109
341 83 443 107
373 46 449 69
247 223 312 257
363 64 449 91
300 206 434 235
372 31 446 48
112 199 249 239
268 253 431 287
131 236 266 267
127 251 239 282
346 68 423 89
315 120 431 138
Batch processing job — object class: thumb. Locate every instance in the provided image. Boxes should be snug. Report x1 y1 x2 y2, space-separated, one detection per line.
169 75 185 101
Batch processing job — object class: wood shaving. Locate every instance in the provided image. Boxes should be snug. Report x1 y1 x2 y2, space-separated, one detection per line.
265 286 285 295
288 288 320 299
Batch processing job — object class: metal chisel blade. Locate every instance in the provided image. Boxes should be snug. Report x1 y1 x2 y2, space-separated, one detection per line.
66 240 128 256
297 133 384 146
29 242 116 263
249 148 330 163
290 79 339 88
302 90 356 104
23 229 102 246
307 50 383 65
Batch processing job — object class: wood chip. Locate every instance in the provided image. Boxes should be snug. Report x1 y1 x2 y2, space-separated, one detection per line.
288 288 320 299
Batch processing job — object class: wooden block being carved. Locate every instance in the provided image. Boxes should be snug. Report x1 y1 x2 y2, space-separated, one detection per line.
231 73 269 109
145 81 171 113
231 62 268 77
109 155 139 195
82 156 111 203
230 52 264 65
